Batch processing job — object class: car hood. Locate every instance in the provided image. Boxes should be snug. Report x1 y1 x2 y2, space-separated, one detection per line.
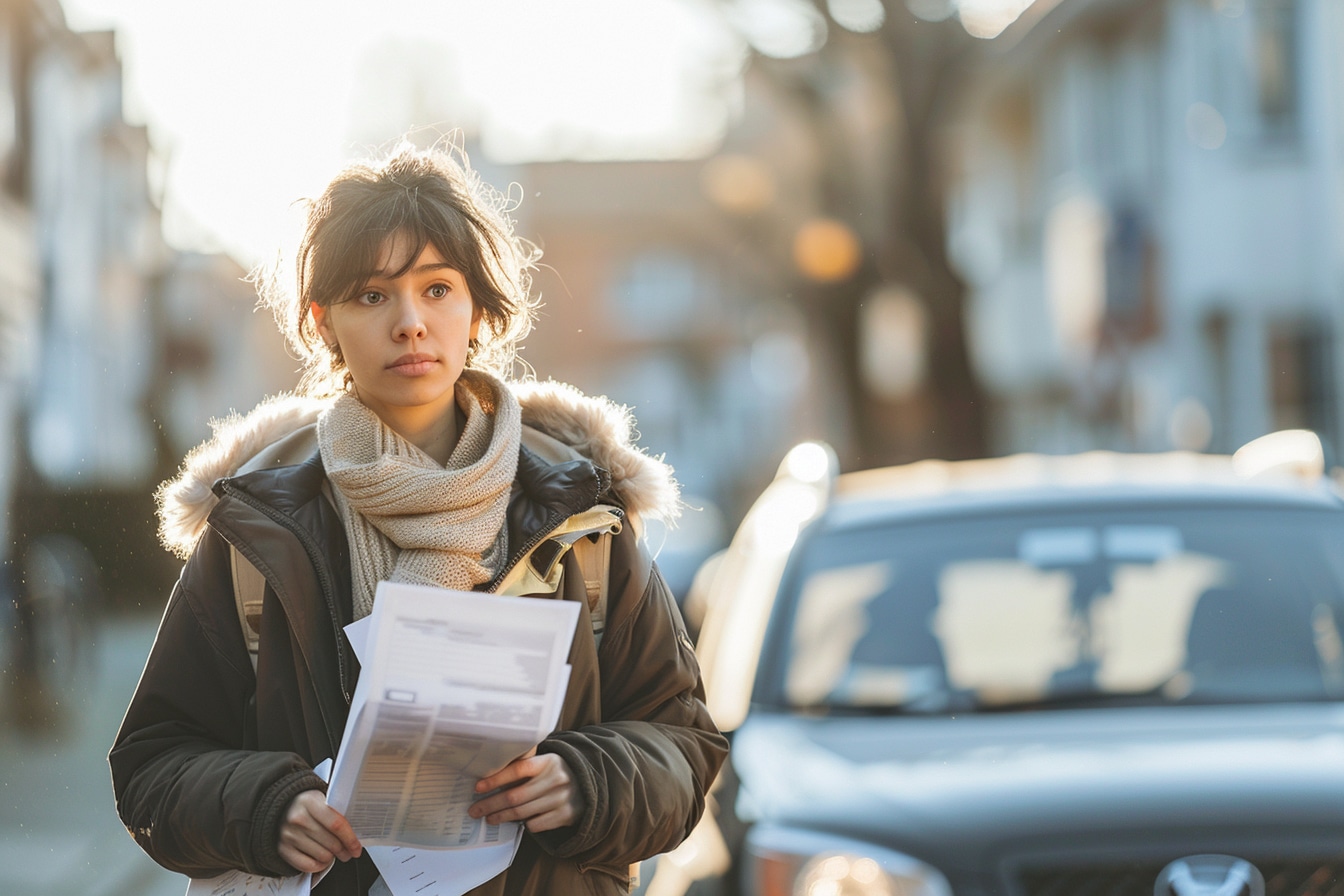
733 703 1344 859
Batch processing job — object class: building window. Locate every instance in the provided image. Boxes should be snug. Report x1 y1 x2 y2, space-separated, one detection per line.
1267 316 1336 444
1103 206 1160 343
1252 0 1299 137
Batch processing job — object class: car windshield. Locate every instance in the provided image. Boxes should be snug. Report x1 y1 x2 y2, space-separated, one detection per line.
760 505 1344 714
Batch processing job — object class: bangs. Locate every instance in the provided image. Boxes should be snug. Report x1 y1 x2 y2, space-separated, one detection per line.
307 186 479 306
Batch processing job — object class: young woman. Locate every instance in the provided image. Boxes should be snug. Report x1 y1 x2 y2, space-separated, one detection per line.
110 143 727 895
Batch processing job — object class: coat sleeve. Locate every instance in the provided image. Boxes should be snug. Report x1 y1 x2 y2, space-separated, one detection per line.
533 523 730 870
108 530 325 879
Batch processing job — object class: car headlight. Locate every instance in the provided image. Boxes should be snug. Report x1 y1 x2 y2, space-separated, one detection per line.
746 824 953 896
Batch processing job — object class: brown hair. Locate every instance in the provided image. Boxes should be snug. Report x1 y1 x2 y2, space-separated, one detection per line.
259 140 539 394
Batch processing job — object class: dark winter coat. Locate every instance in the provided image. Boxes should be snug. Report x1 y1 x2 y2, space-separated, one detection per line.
109 385 727 896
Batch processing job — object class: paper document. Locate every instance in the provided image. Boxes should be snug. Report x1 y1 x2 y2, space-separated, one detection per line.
341 610 530 896
327 581 580 850
184 871 307 896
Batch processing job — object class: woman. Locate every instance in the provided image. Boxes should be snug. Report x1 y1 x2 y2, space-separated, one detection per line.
109 142 727 895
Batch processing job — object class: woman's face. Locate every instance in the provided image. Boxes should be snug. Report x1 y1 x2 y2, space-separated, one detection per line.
312 233 480 435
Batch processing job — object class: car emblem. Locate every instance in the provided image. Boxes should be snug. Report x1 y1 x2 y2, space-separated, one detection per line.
1155 854 1265 896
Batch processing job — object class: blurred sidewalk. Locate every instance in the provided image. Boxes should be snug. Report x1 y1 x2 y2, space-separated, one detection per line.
0 611 183 896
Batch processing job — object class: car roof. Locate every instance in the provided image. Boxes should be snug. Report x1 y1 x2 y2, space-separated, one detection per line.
822 450 1344 532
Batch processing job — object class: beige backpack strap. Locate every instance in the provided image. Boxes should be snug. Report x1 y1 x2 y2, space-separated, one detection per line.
557 528 629 884
229 544 266 672
569 531 612 647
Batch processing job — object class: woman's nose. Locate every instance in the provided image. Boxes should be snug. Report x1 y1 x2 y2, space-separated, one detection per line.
392 299 428 340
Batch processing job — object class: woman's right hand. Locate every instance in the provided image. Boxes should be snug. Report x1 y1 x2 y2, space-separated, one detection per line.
278 789 363 874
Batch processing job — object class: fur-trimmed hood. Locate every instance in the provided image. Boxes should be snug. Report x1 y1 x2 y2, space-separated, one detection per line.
156 381 680 560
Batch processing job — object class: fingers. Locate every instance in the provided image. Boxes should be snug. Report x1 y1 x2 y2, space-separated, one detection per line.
310 802 362 858
477 746 537 786
278 840 333 875
278 790 363 873
468 753 584 830
473 751 550 799
470 775 558 820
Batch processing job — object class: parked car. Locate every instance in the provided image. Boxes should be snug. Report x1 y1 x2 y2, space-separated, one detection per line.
689 432 1344 896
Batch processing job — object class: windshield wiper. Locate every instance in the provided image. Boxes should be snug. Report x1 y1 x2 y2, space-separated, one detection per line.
972 685 1175 713
781 687 1344 717
785 697 961 717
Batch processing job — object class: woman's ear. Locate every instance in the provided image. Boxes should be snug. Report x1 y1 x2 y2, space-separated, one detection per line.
311 304 336 348
469 306 482 342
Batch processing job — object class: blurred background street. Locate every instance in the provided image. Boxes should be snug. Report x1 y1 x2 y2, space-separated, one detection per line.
0 612 180 895
4 0 1344 892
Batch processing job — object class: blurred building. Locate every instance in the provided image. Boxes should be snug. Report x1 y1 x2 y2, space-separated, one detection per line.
152 251 296 459
26 20 166 486
516 159 818 502
0 0 295 601
949 0 1344 457
0 0 41 567
511 156 828 593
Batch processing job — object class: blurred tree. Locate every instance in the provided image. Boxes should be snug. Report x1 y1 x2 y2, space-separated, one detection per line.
722 0 1017 466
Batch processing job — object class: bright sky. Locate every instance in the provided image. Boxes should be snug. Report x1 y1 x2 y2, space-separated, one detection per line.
61 0 1036 267
62 0 744 266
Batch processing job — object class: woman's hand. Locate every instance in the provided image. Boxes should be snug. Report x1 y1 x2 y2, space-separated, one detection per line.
278 790 363 874
469 747 585 833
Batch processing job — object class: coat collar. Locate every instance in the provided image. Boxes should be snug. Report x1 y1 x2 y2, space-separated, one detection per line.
159 380 678 560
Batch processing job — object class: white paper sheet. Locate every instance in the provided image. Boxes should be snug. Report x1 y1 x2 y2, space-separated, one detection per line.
334 583 579 896
365 841 520 896
184 870 309 896
328 583 577 849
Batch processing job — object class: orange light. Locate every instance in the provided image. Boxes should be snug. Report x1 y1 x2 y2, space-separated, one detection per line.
755 850 799 896
793 218 861 283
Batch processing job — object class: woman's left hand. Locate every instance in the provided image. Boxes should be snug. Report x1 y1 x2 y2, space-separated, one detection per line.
468 747 585 832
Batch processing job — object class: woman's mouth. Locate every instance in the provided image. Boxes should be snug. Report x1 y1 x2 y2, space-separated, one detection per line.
387 353 437 376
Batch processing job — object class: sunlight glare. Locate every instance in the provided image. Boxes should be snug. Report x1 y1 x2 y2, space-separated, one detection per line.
828 0 885 33
62 0 744 264
726 0 827 59
959 0 1036 38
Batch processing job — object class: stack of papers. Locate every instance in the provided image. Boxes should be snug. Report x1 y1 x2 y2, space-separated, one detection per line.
188 582 580 896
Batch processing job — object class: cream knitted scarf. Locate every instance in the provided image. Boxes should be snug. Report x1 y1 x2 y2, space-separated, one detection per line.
317 369 522 620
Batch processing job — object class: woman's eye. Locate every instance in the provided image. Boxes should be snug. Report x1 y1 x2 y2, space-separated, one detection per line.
359 291 385 305
428 284 449 298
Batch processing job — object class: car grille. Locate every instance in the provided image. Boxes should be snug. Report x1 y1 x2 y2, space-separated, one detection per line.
1017 859 1344 896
